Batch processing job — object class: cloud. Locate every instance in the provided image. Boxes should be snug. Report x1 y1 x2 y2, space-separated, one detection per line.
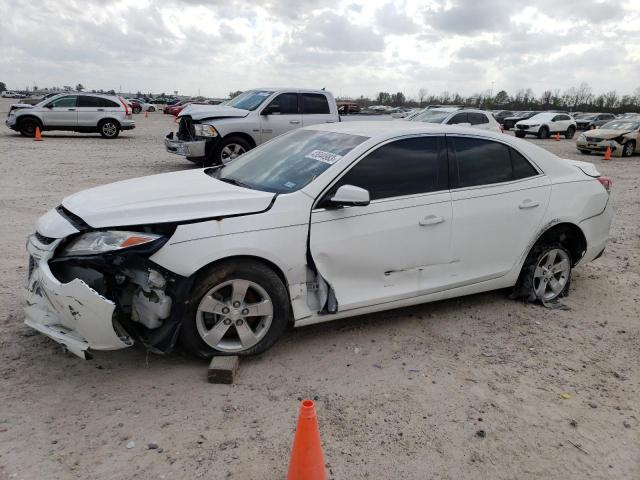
375 2 419 34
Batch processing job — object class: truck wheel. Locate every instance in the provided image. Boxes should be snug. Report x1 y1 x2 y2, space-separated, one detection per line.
180 260 290 358
98 119 120 139
19 118 41 137
209 136 252 166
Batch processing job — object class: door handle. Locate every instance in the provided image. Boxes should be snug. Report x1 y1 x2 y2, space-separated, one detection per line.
97 109 104 111
289 120 300 124
419 215 445 226
67 108 76 111
519 199 540 209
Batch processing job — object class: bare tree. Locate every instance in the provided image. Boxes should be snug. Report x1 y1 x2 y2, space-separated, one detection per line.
418 88 427 107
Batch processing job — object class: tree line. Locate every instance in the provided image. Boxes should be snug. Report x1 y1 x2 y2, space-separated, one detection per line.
342 83 640 113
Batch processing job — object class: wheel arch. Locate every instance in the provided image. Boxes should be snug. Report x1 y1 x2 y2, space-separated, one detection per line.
529 222 587 266
221 132 257 149
98 117 121 128
17 114 44 128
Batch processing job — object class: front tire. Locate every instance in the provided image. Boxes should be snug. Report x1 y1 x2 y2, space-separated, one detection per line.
132 106 142 114
207 136 252 166
623 140 636 157
578 149 590 155
98 119 120 139
517 244 572 303
18 118 41 137
564 126 576 139
180 260 290 358
537 126 549 139
148 106 156 112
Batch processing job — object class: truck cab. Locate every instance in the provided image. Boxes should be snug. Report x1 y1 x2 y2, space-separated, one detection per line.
165 88 340 166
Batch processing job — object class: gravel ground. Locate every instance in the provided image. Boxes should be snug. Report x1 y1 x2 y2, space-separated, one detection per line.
0 99 638 480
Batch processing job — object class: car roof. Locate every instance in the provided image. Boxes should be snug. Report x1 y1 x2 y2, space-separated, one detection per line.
248 87 330 94
304 120 502 139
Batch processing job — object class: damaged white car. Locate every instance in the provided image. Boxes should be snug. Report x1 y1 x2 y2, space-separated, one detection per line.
25 122 613 359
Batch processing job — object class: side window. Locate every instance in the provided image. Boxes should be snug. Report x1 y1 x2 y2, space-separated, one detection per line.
448 113 468 124
302 93 330 114
560 115 571 121
100 98 120 107
331 136 447 201
266 93 298 114
552 115 561 121
48 96 77 108
510 147 538 179
78 96 99 108
451 137 513 187
468 113 489 125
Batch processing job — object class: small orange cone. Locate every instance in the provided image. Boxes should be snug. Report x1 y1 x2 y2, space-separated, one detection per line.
603 146 611 161
144 110 149 118
287 400 326 480
34 127 43 141
555 132 560 141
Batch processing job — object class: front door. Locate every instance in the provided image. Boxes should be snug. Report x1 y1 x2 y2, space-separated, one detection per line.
259 92 301 142
41 95 78 128
446 135 551 284
310 135 453 312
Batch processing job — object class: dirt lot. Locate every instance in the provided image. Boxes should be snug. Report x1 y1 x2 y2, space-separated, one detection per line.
0 99 638 480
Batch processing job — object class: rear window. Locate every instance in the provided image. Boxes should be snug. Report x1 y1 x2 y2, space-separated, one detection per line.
78 96 119 108
469 113 489 125
302 94 330 114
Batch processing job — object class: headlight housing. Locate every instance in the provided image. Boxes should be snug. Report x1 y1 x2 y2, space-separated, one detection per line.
528 124 539 128
59 231 165 257
194 124 218 137
578 133 586 141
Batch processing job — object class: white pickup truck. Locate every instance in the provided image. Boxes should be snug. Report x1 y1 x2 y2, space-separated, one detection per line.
165 88 340 166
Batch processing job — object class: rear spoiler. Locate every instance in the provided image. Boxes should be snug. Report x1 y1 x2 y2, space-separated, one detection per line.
564 159 600 178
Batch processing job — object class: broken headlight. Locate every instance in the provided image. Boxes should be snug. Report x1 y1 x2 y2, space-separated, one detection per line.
59 231 165 257
194 124 218 137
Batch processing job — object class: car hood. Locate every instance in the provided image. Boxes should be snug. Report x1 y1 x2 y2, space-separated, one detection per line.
583 129 633 139
9 103 34 112
179 104 250 121
61 169 275 228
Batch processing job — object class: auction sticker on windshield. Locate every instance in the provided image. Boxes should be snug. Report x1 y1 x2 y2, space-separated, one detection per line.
305 150 342 164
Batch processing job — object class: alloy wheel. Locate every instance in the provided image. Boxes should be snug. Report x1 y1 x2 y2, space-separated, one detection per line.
196 279 274 353
220 143 246 163
102 122 117 137
533 248 571 301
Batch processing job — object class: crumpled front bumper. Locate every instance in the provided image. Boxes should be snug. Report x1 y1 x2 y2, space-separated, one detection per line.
576 138 622 156
164 133 207 160
24 234 133 359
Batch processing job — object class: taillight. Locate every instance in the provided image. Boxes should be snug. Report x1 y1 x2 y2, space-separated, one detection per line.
597 176 612 193
117 96 130 116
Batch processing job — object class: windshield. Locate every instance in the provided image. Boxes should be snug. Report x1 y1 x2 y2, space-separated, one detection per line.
408 110 452 123
579 114 598 120
599 120 640 131
213 129 369 193
225 90 273 111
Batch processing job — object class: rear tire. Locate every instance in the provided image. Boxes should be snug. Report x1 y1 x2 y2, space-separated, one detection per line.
179 260 290 358
148 106 156 112
18 117 41 137
623 140 636 157
537 126 549 139
132 106 142 114
516 243 572 303
98 119 120 139
564 126 576 139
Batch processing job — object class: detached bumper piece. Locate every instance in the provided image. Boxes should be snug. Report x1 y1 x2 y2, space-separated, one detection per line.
164 132 207 160
24 234 133 359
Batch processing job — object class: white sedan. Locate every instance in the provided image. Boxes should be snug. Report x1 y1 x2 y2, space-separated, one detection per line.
25 122 613 359
406 108 502 132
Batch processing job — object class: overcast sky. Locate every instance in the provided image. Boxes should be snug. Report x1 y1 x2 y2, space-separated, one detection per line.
1 0 639 99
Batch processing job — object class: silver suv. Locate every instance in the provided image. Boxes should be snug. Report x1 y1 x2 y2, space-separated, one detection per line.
5 93 136 138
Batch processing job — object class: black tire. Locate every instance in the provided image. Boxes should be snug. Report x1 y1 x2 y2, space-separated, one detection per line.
206 136 252 167
148 106 155 112
180 260 290 358
98 119 120 139
132 106 142 114
622 140 635 157
537 126 549 139
515 243 572 303
503 126 510 131
578 149 590 155
515 131 526 138
18 117 41 137
564 126 576 139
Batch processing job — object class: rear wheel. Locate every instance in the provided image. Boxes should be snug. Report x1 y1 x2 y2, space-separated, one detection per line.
517 243 572 303
623 140 636 157
180 260 290 358
148 106 156 112
564 126 576 139
132 106 142 114
98 119 120 138
537 126 549 139
18 118 41 137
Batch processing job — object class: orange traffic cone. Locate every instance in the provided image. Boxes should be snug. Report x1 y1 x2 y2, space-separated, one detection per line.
144 110 149 118
555 132 560 141
34 127 43 141
603 146 611 161
287 400 326 480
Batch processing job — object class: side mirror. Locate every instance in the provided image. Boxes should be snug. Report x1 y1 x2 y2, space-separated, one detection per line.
262 105 280 115
323 185 370 209
45 104 53 109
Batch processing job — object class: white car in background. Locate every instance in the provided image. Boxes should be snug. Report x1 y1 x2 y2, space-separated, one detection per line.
24 122 613 360
407 108 502 132
515 112 576 139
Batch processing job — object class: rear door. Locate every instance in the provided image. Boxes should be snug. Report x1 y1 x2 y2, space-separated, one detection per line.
447 135 550 284
259 92 301 142
310 135 453 311
301 93 336 127
40 95 78 127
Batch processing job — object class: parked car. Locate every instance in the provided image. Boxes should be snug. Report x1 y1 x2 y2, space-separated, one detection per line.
163 100 190 115
576 119 640 157
24 122 613 359
502 111 536 131
492 110 514 124
127 99 143 114
618 112 640 119
20 92 61 105
1 91 24 98
514 112 576 139
407 108 502 132
165 88 340 166
575 113 616 130
133 98 156 112
5 93 135 138
337 102 361 114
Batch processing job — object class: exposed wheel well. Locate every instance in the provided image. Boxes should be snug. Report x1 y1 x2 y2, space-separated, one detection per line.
18 115 43 128
223 132 256 149
532 222 587 265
